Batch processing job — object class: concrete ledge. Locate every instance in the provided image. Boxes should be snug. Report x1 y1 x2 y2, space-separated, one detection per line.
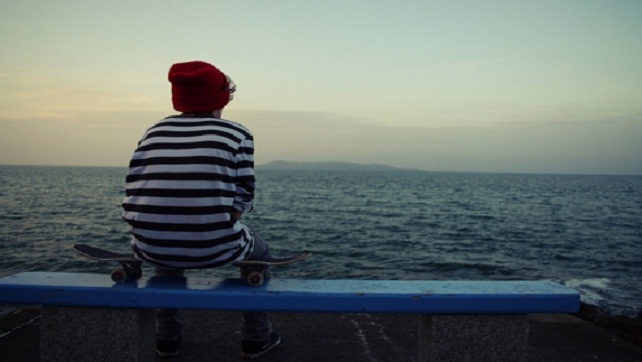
0 272 581 361
40 306 154 362
419 314 528 362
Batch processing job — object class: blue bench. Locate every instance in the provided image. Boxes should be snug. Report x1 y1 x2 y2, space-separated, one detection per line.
0 272 580 362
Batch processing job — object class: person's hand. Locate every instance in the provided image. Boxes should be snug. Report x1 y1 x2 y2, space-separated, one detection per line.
231 211 243 220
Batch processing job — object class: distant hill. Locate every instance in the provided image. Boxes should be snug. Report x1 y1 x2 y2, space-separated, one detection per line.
257 160 407 171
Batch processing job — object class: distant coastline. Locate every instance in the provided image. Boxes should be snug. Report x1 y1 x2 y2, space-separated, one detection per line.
1 163 640 177
256 160 414 171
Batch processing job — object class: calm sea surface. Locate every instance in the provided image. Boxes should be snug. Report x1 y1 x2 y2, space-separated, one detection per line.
0 165 640 316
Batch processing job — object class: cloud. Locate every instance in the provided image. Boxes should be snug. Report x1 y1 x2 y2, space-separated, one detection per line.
0 110 163 166
231 109 642 175
1 107 640 175
1 87 164 121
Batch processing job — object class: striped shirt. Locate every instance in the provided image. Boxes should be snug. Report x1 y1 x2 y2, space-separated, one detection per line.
122 115 256 269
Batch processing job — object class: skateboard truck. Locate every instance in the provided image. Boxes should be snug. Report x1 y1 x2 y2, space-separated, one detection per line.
233 252 311 287
241 266 272 287
110 262 143 283
72 244 143 284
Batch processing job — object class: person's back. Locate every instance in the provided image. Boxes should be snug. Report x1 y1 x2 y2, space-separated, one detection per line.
122 61 280 360
122 114 256 269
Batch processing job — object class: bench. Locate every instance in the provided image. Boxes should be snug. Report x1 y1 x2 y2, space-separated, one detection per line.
0 272 580 362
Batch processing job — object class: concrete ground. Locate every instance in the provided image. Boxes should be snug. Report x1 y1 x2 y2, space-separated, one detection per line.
1 307 641 362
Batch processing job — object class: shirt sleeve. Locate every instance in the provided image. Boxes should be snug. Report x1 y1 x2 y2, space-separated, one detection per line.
232 135 255 213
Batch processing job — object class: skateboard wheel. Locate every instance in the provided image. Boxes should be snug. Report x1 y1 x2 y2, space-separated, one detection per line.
111 269 127 283
247 272 264 287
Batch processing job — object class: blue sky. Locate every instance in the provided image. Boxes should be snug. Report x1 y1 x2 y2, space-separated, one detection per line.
1 1 641 174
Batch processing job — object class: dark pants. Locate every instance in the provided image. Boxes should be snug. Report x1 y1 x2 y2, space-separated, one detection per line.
155 229 272 342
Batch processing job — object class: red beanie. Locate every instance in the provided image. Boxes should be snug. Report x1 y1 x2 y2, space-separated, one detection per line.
168 61 231 112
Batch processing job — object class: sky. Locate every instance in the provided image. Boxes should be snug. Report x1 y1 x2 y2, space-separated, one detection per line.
1 1 641 175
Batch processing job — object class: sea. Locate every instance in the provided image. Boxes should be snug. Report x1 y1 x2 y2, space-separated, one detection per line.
0 165 640 317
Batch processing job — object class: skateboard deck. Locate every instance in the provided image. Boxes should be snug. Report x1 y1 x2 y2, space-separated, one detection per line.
233 252 311 286
72 244 143 283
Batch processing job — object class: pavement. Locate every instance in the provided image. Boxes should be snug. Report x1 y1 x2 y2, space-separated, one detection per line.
1 307 641 362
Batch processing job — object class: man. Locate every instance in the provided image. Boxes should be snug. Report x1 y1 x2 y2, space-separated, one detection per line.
122 60 280 359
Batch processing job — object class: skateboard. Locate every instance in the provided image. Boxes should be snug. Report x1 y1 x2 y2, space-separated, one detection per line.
233 252 311 286
72 243 310 286
72 244 143 283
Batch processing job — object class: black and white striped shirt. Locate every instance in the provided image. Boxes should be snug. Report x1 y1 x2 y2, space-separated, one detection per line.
122 115 256 269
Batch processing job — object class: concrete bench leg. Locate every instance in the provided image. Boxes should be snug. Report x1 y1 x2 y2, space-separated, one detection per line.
418 314 529 362
40 306 154 362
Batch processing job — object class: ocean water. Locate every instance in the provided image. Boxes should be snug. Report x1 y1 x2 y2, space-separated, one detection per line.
0 165 640 316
